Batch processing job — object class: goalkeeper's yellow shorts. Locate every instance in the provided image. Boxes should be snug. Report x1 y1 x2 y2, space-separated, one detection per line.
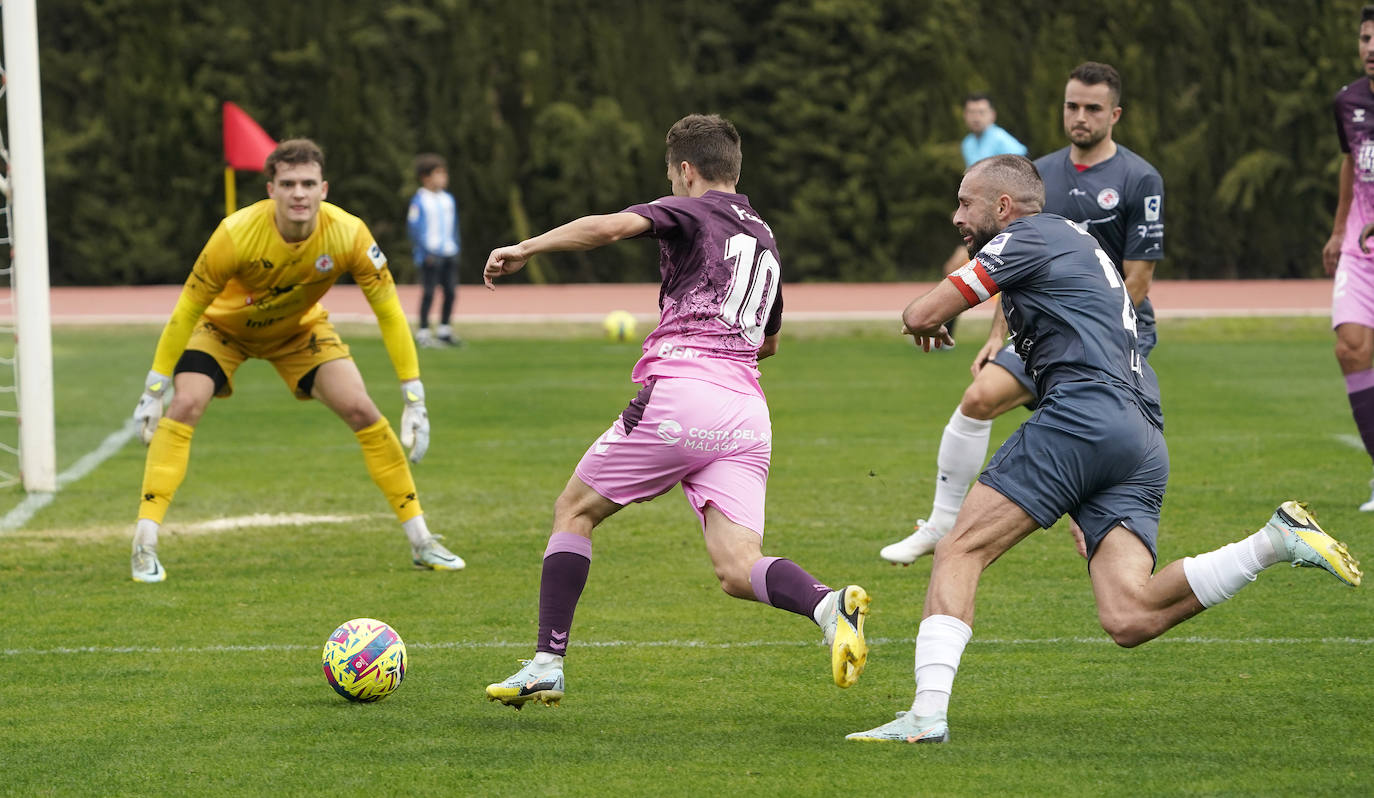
179 318 352 400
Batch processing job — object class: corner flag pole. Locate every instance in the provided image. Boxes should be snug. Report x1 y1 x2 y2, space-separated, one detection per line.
224 166 236 218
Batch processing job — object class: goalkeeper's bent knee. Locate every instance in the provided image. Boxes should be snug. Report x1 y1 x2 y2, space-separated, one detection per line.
355 418 424 522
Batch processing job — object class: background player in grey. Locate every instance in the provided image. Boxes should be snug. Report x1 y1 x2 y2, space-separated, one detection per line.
1323 5 1374 511
479 114 870 711
882 62 1165 564
847 155 1361 745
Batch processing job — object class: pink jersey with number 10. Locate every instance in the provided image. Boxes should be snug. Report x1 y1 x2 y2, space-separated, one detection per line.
621 190 784 398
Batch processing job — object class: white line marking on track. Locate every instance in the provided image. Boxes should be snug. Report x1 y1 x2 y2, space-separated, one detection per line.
0 420 139 533
4 636 1371 658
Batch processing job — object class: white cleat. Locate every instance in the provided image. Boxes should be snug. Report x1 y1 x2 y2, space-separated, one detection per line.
1359 479 1374 513
412 536 466 570
131 544 166 583
879 519 946 565
847 710 950 743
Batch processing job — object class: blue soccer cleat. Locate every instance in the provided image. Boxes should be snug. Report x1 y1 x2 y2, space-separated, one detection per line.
1264 501 1361 587
846 710 950 744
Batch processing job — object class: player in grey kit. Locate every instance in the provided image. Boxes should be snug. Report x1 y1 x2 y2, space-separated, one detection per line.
481 114 869 710
848 154 1361 744
882 61 1166 564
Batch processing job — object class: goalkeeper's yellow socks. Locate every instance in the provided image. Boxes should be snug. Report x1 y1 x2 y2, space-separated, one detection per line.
138 417 194 525
356 418 423 522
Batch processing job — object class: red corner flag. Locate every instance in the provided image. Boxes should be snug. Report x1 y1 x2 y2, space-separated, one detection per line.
222 102 277 171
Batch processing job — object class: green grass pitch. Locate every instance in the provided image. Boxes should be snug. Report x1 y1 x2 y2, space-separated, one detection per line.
2 317 1369 796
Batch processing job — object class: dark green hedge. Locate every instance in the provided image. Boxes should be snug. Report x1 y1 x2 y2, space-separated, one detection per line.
17 0 1367 284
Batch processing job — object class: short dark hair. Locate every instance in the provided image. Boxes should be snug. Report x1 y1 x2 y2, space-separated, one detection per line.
264 138 325 180
967 154 1045 213
1363 4 1374 24
665 114 742 184
1068 61 1123 107
414 153 447 181
964 93 994 109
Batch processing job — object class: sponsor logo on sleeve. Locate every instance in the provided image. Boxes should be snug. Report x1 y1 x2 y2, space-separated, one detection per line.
367 243 387 270
1096 187 1120 210
981 231 1012 256
1355 108 1367 123
1144 195 1161 222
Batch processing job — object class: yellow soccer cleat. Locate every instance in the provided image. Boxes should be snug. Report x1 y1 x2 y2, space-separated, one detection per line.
485 660 565 709
822 585 871 688
1265 501 1362 587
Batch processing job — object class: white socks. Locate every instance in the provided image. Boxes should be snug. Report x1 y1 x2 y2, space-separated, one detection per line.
929 408 994 534
532 651 564 670
812 590 838 627
1182 529 1281 608
402 515 432 547
133 518 159 549
911 614 973 717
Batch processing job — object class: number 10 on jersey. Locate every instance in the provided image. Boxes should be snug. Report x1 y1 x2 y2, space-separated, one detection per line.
721 233 780 345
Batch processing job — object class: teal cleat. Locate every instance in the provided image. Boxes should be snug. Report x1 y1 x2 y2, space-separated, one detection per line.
846 710 950 744
485 659 565 709
1264 501 1362 587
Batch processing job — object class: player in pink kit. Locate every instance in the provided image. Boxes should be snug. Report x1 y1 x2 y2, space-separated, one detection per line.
1325 5 1374 512
481 114 870 709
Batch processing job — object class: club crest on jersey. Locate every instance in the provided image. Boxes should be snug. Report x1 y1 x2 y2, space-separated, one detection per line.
982 231 1012 256
314 254 334 273
1096 188 1120 210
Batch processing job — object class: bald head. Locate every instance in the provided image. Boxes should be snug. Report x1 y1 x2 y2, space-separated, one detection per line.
953 155 1046 257
965 155 1045 214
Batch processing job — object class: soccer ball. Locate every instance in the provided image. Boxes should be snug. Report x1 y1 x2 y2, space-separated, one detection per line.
322 618 407 702
603 309 637 342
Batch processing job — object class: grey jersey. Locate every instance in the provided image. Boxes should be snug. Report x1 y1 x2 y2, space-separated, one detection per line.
1035 145 1164 335
952 212 1163 428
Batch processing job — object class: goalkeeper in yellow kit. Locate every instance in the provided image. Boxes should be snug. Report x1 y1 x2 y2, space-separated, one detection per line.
129 138 464 582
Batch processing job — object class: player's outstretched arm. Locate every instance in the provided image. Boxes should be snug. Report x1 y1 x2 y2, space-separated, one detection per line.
483 212 651 289
901 280 967 352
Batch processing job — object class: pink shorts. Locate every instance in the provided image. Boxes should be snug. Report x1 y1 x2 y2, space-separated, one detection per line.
1333 255 1374 329
574 377 771 535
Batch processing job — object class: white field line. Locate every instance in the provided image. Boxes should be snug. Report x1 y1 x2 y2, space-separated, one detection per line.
0 420 139 532
4 635 1371 658
1334 433 1366 451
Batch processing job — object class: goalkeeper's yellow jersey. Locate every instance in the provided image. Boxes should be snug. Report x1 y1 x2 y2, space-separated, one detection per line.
150 199 419 381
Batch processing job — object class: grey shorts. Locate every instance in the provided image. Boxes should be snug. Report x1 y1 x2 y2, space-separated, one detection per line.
978 381 1169 565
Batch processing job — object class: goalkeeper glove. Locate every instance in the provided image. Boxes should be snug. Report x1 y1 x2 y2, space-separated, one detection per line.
399 379 430 464
132 370 172 445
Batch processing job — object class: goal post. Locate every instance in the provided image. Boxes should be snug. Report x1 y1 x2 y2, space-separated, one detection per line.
3 0 56 492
